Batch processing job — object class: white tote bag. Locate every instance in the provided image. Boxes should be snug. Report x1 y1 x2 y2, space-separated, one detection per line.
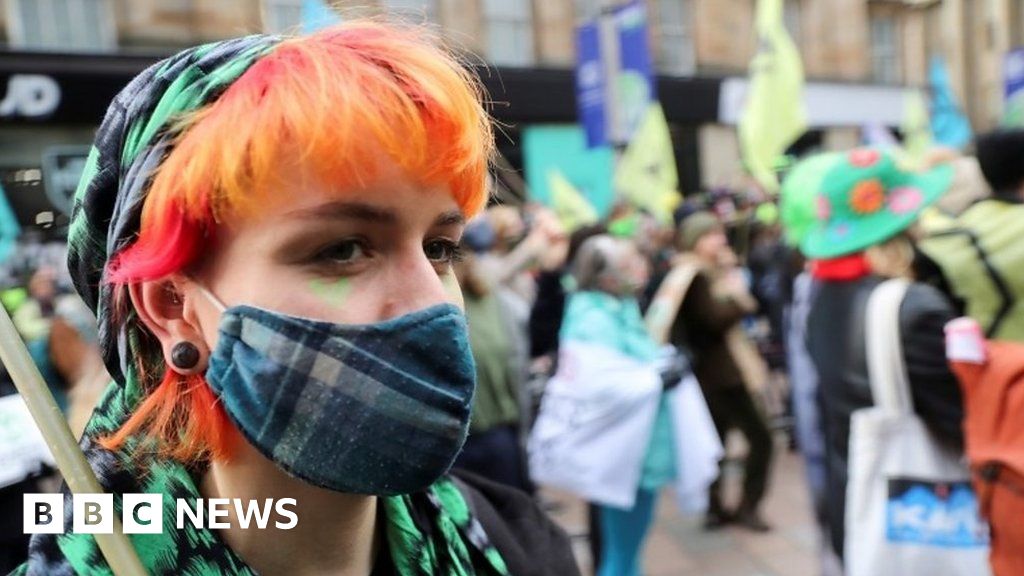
845 279 991 576
527 341 663 509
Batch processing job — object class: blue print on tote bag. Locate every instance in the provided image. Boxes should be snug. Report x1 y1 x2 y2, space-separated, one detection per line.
886 478 990 548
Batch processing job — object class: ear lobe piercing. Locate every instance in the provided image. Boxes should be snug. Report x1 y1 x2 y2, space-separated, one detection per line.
171 341 200 370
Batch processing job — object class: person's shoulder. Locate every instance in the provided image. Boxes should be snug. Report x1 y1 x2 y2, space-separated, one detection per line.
448 470 581 576
903 281 955 314
899 281 957 331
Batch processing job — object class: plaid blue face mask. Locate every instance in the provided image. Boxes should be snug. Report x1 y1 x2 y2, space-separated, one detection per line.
200 288 476 495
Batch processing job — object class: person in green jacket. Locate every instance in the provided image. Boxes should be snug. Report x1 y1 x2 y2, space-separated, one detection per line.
15 21 578 576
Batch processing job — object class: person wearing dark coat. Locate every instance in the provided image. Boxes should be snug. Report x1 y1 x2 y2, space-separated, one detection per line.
670 211 775 532
800 148 965 563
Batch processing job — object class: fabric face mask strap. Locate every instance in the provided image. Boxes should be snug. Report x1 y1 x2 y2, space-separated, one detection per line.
194 284 228 313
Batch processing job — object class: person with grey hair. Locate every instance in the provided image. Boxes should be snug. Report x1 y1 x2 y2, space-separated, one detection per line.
570 235 648 294
534 234 691 576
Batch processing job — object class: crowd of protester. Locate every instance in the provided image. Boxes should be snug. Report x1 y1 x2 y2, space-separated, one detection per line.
5 127 1024 576
455 127 1024 576
454 196 783 574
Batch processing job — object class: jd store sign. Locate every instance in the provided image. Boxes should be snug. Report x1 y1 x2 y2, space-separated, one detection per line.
0 52 153 125
0 75 61 120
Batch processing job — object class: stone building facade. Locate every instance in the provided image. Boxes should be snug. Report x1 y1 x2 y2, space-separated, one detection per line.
0 0 1021 203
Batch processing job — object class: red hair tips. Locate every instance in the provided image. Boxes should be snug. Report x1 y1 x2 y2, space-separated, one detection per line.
99 372 237 462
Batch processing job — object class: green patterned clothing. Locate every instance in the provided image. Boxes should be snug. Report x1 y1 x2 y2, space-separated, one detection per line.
10 377 553 575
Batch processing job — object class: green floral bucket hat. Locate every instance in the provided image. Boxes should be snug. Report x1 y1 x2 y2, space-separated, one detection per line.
780 151 843 247
801 147 954 259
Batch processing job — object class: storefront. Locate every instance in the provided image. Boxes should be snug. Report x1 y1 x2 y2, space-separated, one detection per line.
0 50 723 233
486 66 720 195
0 50 155 238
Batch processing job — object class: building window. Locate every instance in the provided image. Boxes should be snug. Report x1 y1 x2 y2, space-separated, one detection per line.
654 0 695 75
381 0 437 23
1012 0 1024 47
870 15 902 84
5 0 116 52
262 0 302 34
483 0 534 67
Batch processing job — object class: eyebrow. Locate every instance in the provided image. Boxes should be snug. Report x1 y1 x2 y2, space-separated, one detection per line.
434 210 466 227
286 201 465 228
287 201 397 223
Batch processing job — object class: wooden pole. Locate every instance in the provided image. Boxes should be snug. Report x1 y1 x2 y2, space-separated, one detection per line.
0 305 146 576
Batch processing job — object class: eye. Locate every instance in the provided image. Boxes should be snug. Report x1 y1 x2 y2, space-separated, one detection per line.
314 239 368 265
424 238 464 265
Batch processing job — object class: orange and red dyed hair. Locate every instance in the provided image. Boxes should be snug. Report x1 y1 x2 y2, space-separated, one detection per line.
102 21 493 463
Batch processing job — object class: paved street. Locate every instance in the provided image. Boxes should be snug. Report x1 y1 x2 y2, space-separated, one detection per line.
546 445 828 576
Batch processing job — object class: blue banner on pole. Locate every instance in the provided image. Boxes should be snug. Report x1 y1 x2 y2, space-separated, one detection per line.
1004 48 1024 127
575 21 606 148
615 1 654 142
928 56 971 149
1005 48 1024 98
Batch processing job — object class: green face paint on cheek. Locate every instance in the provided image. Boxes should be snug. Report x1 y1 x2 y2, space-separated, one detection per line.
309 278 353 307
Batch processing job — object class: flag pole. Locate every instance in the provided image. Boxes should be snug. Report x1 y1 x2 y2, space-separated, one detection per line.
0 305 146 576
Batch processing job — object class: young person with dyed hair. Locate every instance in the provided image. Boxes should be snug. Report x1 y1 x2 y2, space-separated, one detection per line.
15 22 578 576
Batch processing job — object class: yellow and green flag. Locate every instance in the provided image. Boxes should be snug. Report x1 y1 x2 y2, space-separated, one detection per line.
739 0 806 192
900 90 933 169
549 169 599 232
614 103 680 225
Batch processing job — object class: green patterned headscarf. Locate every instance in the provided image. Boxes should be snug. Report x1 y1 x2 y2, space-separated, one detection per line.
67 35 280 387
18 33 512 576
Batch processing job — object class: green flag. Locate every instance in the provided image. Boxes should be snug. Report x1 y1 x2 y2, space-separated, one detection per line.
614 103 680 225
739 0 807 192
900 90 933 169
549 169 599 232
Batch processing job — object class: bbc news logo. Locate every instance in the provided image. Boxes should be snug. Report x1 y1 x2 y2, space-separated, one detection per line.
24 494 298 534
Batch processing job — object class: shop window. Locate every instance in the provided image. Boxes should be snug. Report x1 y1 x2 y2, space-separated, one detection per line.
381 0 437 23
483 0 535 67
5 0 116 52
870 14 903 84
654 0 695 76
262 0 302 34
